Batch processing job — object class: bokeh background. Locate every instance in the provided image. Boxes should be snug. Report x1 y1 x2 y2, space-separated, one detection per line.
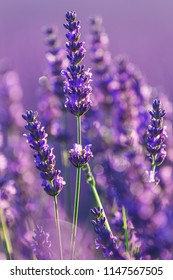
0 0 173 260
0 0 173 107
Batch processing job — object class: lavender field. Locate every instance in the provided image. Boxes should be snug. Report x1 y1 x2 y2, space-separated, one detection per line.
0 1 173 260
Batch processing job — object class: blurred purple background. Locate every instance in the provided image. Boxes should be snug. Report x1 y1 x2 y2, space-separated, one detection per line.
0 0 173 107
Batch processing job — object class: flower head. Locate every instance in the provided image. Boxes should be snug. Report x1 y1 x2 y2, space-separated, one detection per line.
147 99 167 167
44 26 67 99
32 225 52 260
89 16 116 108
62 11 92 116
69 143 93 168
22 110 65 196
91 207 124 259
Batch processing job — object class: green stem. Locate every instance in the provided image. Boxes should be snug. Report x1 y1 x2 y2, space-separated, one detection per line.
122 205 129 253
70 115 82 259
61 146 71 218
70 166 81 259
152 164 156 172
82 163 112 234
53 196 63 259
150 154 157 182
77 116 82 145
152 154 156 171
0 208 13 260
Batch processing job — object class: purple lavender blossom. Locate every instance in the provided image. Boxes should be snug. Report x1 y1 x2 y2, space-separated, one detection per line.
89 16 115 108
0 179 17 228
22 110 65 196
69 143 93 168
62 11 92 116
32 225 52 260
44 26 68 101
146 99 167 180
38 76 71 145
91 207 125 259
40 26 69 143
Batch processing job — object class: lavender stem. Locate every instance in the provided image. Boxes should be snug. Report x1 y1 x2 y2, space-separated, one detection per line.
53 195 63 259
82 163 112 233
77 116 82 145
61 146 71 218
70 116 82 259
71 166 81 259
122 206 129 253
0 208 13 260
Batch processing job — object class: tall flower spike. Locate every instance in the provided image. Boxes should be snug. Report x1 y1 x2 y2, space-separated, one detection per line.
32 225 52 260
146 99 167 182
62 11 92 116
22 110 66 196
89 16 116 108
44 26 67 101
91 207 125 260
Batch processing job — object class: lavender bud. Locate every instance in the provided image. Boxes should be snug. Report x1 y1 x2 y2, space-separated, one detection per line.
42 171 65 196
32 225 52 260
91 207 124 259
62 11 92 116
43 26 67 99
146 99 167 168
69 143 93 168
22 110 65 196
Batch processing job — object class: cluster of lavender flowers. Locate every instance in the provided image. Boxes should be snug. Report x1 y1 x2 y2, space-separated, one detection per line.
62 11 93 117
146 99 167 182
0 11 173 261
22 110 65 197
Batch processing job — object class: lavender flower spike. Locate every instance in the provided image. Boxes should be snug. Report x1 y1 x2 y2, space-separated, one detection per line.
146 99 167 181
62 11 92 116
91 207 125 260
69 143 93 168
22 110 66 196
32 225 52 260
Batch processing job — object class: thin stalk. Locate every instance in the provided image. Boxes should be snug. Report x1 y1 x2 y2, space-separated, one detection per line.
77 116 82 144
70 167 81 259
152 154 156 173
53 196 63 259
150 154 157 182
152 165 156 173
122 205 129 253
61 146 71 218
61 111 71 218
70 115 82 259
90 180 112 233
82 163 112 234
0 208 13 260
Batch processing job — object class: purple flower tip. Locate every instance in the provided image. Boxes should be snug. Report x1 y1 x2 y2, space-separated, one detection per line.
22 110 38 123
146 99 167 169
69 143 93 168
62 11 93 116
65 11 76 22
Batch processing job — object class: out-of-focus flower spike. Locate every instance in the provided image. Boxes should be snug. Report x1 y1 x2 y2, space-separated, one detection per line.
146 99 167 182
32 225 52 260
44 26 68 100
91 206 125 260
88 16 116 108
